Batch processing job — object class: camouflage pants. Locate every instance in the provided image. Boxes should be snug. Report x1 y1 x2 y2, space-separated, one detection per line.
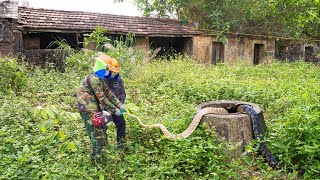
80 112 107 161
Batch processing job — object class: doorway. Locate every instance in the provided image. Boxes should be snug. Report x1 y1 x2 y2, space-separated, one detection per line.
211 42 224 64
253 44 264 65
305 46 314 62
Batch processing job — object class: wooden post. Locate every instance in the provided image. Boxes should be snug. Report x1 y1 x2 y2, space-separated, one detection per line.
197 100 267 157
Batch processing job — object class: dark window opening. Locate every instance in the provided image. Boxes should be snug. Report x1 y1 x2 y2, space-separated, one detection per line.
21 31 136 69
275 40 304 61
253 44 264 65
149 37 190 58
24 32 83 50
23 32 134 50
211 42 224 64
305 46 314 62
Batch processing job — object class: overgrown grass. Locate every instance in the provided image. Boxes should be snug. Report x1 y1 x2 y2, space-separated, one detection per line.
0 56 319 179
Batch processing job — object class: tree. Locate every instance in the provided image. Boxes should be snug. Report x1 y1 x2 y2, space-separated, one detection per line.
132 0 320 39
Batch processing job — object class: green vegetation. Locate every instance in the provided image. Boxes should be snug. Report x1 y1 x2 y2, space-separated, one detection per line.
133 0 320 40
1 54 319 179
1 30 319 179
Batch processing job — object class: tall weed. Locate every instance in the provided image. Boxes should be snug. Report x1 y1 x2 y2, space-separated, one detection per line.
128 58 320 178
1 49 319 178
0 57 27 94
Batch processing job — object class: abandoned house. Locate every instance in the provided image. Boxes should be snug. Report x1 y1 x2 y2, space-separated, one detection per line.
275 40 320 63
1 2 318 65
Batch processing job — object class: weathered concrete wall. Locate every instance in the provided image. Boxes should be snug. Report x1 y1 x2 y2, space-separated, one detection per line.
251 39 275 64
13 31 23 53
135 37 149 53
23 35 41 50
224 37 239 64
0 1 18 19
275 40 304 61
0 42 14 56
225 37 275 65
192 35 212 63
314 43 320 64
275 41 320 64
181 38 193 56
192 35 275 65
303 43 320 63
0 19 15 56
23 49 67 69
0 20 13 42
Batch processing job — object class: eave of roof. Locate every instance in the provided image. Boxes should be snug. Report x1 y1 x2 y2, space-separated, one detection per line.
18 7 201 37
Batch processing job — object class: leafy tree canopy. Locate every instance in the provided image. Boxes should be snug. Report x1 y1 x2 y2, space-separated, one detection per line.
132 0 320 39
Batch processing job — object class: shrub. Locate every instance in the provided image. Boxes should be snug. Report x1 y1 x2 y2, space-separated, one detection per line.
0 57 27 94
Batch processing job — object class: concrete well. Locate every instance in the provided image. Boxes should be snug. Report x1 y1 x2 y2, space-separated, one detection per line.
197 100 267 156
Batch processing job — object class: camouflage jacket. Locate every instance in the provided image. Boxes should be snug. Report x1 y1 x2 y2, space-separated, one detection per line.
76 73 122 113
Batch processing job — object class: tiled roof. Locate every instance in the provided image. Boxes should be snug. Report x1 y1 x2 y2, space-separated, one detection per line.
18 7 200 36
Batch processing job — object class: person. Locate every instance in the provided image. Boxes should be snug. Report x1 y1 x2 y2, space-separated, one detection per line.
102 57 127 151
75 54 126 162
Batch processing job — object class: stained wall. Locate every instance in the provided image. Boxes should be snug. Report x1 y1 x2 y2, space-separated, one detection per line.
135 37 149 53
192 35 275 65
0 20 15 56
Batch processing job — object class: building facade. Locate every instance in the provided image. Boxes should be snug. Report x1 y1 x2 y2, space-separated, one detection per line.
5 3 316 66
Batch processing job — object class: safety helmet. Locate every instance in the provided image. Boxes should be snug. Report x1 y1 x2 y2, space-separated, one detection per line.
92 54 120 78
107 58 120 73
99 54 111 62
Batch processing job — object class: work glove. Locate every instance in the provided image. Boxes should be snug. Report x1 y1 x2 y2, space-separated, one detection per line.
120 104 127 116
115 108 126 117
120 108 126 116
102 111 113 126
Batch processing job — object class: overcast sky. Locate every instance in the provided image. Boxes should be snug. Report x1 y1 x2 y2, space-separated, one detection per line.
18 0 142 16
